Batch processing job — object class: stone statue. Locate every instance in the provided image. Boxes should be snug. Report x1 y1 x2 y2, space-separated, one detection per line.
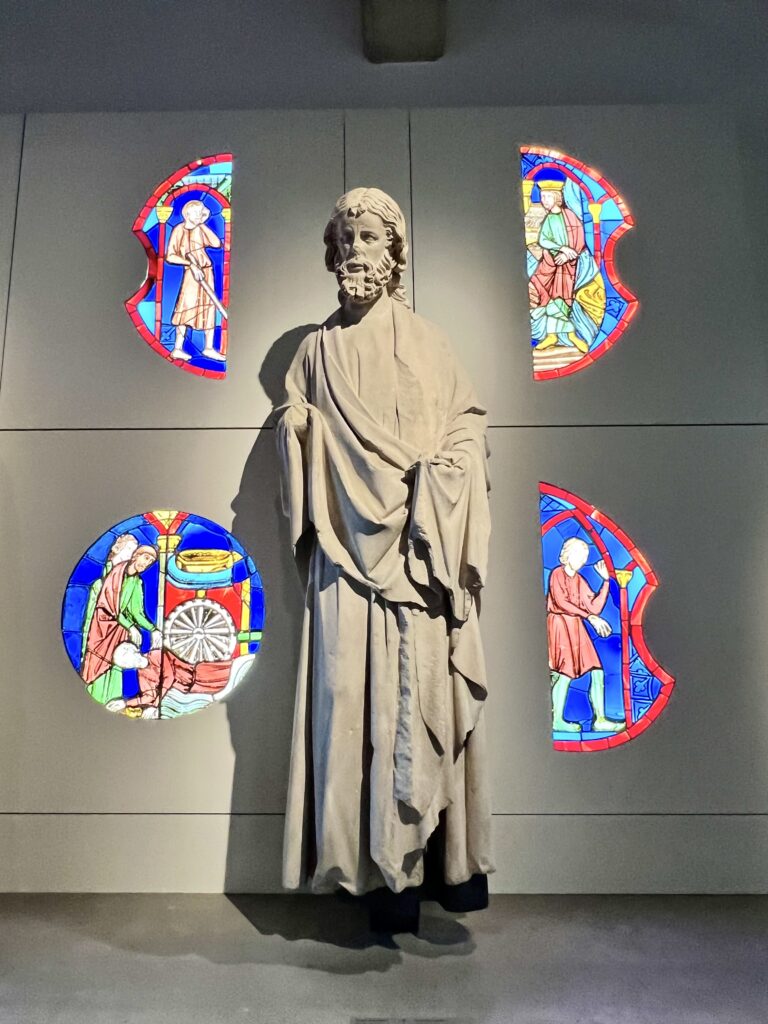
277 187 493 931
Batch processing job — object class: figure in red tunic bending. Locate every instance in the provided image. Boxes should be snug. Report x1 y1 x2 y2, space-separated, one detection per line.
547 537 625 734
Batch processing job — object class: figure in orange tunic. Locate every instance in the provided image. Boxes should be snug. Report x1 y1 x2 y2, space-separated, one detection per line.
547 537 625 734
165 199 223 362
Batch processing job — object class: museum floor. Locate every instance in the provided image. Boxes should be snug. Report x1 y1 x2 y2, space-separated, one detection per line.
0 893 764 1023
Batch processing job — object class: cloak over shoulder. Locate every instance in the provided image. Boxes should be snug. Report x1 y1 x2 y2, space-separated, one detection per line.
277 300 494 893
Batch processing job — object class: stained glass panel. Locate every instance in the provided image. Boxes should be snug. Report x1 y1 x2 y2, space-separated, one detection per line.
61 510 264 720
538 483 673 752
521 147 637 380
125 155 233 379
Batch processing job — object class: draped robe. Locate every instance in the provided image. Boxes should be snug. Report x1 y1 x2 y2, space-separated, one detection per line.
80 562 155 704
167 223 218 331
277 298 494 895
528 208 585 309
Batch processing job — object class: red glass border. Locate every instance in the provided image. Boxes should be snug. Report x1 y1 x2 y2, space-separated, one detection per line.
540 482 675 752
124 154 233 381
522 146 638 382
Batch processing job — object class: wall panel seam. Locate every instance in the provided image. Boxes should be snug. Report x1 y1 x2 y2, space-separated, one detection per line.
2 812 767 818
407 109 416 313
0 113 26 399
2 423 768 434
342 110 347 192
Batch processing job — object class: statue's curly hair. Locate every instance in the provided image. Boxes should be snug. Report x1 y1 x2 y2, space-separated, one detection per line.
323 187 409 305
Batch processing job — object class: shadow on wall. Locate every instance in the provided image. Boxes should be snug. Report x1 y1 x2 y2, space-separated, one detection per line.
223 324 317 895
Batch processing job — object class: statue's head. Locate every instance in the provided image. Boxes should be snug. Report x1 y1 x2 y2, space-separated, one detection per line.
324 188 409 306
559 537 589 572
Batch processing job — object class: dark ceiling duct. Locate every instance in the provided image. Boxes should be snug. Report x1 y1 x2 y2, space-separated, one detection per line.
361 0 447 63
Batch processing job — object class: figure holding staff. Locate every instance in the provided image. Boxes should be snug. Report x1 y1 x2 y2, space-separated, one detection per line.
165 199 226 362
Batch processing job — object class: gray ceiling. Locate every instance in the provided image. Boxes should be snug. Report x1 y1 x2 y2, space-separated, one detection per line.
0 0 764 113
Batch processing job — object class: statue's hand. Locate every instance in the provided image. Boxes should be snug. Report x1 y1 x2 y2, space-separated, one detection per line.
128 626 142 647
594 559 609 581
429 453 455 469
282 403 310 439
189 264 204 283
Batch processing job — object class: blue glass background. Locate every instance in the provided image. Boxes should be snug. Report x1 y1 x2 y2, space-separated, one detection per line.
540 491 667 737
521 150 630 354
61 511 264 696
137 160 232 373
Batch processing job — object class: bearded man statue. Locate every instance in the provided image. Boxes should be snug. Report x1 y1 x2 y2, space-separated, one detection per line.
277 187 494 932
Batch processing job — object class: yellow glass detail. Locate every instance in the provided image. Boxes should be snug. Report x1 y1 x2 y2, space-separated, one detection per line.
151 510 179 530
240 576 251 655
176 549 241 573
566 333 589 354
534 334 560 350
615 569 635 589
521 179 534 214
575 276 606 326
536 179 565 191
156 205 174 224
156 534 182 554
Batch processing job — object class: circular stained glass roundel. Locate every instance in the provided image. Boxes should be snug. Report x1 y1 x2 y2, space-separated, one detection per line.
61 510 265 720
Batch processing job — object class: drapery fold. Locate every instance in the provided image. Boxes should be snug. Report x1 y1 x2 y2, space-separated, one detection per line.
277 300 493 894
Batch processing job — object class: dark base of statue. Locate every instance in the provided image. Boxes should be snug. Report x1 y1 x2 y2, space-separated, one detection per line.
364 815 489 934
366 873 489 934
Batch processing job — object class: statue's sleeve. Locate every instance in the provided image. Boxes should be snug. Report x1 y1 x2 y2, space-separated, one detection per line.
276 335 314 549
408 343 491 624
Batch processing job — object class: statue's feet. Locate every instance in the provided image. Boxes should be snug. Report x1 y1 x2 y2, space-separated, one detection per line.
201 347 226 361
141 706 159 720
367 885 420 935
592 716 626 733
170 348 192 362
553 720 581 733
105 699 126 713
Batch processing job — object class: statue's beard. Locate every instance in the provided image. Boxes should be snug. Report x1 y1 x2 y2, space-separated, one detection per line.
335 250 396 303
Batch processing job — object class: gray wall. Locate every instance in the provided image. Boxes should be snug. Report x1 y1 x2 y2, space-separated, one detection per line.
0 106 766 892
0 2 764 113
